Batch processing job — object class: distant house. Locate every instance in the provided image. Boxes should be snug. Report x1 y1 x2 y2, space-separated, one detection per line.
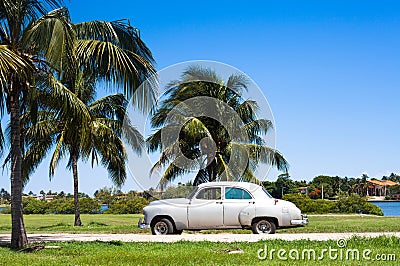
22 195 41 201
43 194 57 201
298 187 308 194
367 179 398 197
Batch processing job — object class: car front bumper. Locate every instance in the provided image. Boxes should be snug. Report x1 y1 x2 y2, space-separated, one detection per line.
290 214 308 225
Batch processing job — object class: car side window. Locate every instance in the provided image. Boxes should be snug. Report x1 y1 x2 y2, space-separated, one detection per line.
225 187 253 200
195 187 221 200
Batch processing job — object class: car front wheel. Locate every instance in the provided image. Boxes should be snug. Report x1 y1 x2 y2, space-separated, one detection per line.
252 219 276 234
151 218 174 235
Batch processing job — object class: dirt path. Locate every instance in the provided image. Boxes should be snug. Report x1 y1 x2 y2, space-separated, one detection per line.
1 232 399 244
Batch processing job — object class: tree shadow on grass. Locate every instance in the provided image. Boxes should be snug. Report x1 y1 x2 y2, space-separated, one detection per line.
37 223 68 230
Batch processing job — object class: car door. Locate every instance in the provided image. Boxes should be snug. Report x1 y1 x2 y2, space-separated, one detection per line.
223 187 255 227
187 187 224 229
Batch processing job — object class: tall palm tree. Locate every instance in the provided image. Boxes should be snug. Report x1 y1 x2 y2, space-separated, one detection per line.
1 1 155 246
0 0 76 248
147 66 288 188
21 16 155 226
23 72 144 226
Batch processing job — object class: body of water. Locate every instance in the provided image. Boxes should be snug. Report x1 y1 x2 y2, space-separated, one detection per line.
370 201 400 216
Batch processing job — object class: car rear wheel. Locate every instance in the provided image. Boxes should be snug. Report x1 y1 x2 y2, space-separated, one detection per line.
252 219 276 234
151 218 174 235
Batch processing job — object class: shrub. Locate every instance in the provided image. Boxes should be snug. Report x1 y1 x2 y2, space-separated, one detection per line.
283 193 337 213
47 198 74 214
47 198 101 214
20 198 101 214
0 205 11 214
105 197 149 214
77 198 101 214
283 193 383 216
336 193 383 216
23 198 48 214
161 185 194 199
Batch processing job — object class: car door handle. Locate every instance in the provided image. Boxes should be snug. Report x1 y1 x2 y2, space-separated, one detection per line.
216 201 223 204
249 201 255 204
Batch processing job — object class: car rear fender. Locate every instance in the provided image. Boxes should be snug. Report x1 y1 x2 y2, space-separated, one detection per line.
238 205 256 227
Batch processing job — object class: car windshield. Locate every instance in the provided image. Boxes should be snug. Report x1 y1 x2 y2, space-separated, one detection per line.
186 187 198 199
262 188 273 198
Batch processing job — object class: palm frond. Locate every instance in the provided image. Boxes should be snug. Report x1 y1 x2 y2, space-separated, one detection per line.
234 143 289 173
49 131 66 178
0 44 29 88
38 72 91 129
181 65 221 84
22 7 75 73
89 93 126 120
75 39 156 109
241 168 262 184
22 124 54 182
74 19 154 64
241 119 273 141
235 100 259 124
0 122 5 158
193 169 209 186
121 118 144 154
158 163 190 190
181 117 211 139
226 73 248 93
90 120 128 187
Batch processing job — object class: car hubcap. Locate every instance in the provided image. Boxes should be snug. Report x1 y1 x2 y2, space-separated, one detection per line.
155 222 168 234
258 222 270 233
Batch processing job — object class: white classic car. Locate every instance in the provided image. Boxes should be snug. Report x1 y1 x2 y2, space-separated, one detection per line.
139 181 308 235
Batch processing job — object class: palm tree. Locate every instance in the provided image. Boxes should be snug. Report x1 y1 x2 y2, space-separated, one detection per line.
147 66 288 188
0 0 76 248
20 18 155 226
1 1 155 245
23 72 144 226
361 174 369 196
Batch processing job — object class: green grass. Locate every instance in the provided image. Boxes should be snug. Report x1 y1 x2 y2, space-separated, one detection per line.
0 214 149 234
0 236 399 265
0 214 399 265
279 214 400 233
0 214 399 234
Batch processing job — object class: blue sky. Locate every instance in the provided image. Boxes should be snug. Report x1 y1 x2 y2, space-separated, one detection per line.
1 0 400 195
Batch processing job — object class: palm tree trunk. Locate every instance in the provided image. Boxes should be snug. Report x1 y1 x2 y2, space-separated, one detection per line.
71 153 82 226
10 87 28 248
206 156 215 182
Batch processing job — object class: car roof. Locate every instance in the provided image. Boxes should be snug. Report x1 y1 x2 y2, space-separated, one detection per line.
197 181 261 191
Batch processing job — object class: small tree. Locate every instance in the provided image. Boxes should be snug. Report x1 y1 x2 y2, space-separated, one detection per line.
0 188 11 204
94 187 115 207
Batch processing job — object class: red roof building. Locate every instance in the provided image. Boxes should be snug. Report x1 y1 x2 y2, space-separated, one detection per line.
367 179 398 197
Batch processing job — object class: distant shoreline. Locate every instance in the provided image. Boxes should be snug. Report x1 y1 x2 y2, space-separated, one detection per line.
367 200 400 202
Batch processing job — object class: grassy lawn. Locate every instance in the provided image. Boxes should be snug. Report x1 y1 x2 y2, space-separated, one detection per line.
0 236 399 265
0 214 147 234
1 215 399 265
0 214 400 234
279 214 400 233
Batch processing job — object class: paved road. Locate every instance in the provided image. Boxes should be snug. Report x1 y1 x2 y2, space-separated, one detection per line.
1 232 399 244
